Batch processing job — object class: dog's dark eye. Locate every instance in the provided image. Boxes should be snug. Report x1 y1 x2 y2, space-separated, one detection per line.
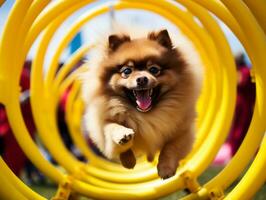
148 65 161 76
120 66 132 78
123 68 132 75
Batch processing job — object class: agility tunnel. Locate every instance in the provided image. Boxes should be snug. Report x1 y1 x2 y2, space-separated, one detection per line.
0 0 265 199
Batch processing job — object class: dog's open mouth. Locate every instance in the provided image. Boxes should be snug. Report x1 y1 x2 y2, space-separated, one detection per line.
124 87 160 112
134 89 153 112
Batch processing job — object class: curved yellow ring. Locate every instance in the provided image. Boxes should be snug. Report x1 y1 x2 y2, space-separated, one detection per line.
0 0 265 199
31 0 222 185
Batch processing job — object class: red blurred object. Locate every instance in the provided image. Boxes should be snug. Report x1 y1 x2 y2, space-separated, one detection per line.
214 54 255 165
0 107 10 136
0 61 36 175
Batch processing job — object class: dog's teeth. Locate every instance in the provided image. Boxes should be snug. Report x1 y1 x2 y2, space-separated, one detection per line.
149 89 153 96
133 90 137 97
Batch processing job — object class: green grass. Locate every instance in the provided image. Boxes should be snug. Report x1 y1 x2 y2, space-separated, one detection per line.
30 184 56 199
29 166 266 199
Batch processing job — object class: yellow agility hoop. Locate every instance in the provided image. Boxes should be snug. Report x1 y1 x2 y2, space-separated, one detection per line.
0 0 265 199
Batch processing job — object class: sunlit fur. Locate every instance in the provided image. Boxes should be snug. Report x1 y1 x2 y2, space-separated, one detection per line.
81 29 202 179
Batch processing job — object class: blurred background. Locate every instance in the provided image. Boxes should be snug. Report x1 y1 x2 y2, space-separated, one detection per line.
0 0 264 199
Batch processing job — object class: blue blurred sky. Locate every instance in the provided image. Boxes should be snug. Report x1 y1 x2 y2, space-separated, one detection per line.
0 0 246 65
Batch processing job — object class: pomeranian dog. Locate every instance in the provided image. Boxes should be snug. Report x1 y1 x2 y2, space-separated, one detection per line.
81 29 202 179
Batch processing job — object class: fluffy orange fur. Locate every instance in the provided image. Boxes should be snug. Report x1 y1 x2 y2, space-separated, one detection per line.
81 29 202 179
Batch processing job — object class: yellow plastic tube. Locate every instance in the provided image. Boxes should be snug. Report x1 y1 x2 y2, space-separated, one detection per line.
243 0 266 33
42 0 219 173
29 0 225 194
42 3 213 175
0 0 229 197
0 0 64 183
32 0 218 184
0 0 265 199
226 135 266 199
0 158 46 200
171 0 236 176
0 172 28 200
182 0 266 198
30 3 158 183
53 45 91 90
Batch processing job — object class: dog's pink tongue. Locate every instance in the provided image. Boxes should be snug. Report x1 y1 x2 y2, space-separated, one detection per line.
135 90 151 110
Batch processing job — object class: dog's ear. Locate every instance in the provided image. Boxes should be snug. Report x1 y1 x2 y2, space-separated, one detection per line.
148 29 172 49
108 34 130 52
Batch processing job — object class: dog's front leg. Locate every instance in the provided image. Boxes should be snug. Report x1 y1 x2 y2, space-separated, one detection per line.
104 123 136 168
157 129 194 179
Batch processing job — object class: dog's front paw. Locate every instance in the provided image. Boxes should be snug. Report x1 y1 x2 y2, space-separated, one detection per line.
118 133 133 145
113 127 134 145
157 163 177 180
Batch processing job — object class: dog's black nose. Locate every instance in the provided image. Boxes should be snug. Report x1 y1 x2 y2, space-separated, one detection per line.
136 76 148 86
